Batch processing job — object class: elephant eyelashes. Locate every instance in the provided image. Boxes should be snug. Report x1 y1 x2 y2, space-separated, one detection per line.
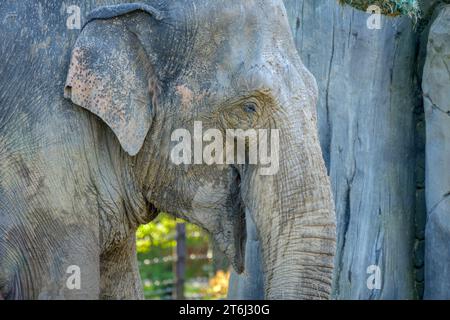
243 102 257 113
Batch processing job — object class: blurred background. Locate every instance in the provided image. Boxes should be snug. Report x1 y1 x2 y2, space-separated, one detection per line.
136 214 230 300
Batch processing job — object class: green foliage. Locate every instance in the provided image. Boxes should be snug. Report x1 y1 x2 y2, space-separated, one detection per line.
338 0 420 18
136 214 209 253
136 215 177 252
136 214 215 299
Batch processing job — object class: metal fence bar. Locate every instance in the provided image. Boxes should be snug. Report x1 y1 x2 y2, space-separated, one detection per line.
173 223 186 300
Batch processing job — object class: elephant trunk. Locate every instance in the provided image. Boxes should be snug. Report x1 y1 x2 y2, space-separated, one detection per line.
242 104 336 300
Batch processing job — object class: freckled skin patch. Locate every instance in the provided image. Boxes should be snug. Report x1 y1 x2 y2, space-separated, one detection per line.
176 84 194 112
64 20 154 156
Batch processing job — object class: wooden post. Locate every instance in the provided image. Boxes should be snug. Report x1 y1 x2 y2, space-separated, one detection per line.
174 223 186 300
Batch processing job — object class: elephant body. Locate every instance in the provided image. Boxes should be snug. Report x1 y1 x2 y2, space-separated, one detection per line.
0 0 336 299
0 0 152 299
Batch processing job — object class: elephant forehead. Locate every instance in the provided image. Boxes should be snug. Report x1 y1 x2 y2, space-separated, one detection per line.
194 0 288 26
188 0 293 51
184 1 298 86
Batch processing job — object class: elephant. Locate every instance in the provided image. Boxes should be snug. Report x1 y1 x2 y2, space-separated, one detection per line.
0 0 336 299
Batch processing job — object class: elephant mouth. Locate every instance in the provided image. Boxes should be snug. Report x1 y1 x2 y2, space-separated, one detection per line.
230 169 247 274
233 209 246 274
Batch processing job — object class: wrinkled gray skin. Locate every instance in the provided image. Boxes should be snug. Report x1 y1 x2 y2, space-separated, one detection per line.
0 0 335 299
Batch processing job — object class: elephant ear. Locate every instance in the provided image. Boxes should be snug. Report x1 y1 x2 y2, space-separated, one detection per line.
64 4 162 156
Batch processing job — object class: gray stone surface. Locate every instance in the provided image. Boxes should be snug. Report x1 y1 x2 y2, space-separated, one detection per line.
229 0 423 299
422 4 450 300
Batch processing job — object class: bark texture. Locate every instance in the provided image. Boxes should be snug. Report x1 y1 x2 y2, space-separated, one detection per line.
422 4 450 300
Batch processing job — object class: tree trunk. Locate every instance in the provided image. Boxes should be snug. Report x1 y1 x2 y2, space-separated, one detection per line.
422 4 450 300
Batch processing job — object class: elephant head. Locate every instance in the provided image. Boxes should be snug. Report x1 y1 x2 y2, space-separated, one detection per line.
64 0 336 299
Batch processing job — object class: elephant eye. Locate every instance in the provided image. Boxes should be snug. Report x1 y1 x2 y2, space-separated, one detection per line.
243 102 257 113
